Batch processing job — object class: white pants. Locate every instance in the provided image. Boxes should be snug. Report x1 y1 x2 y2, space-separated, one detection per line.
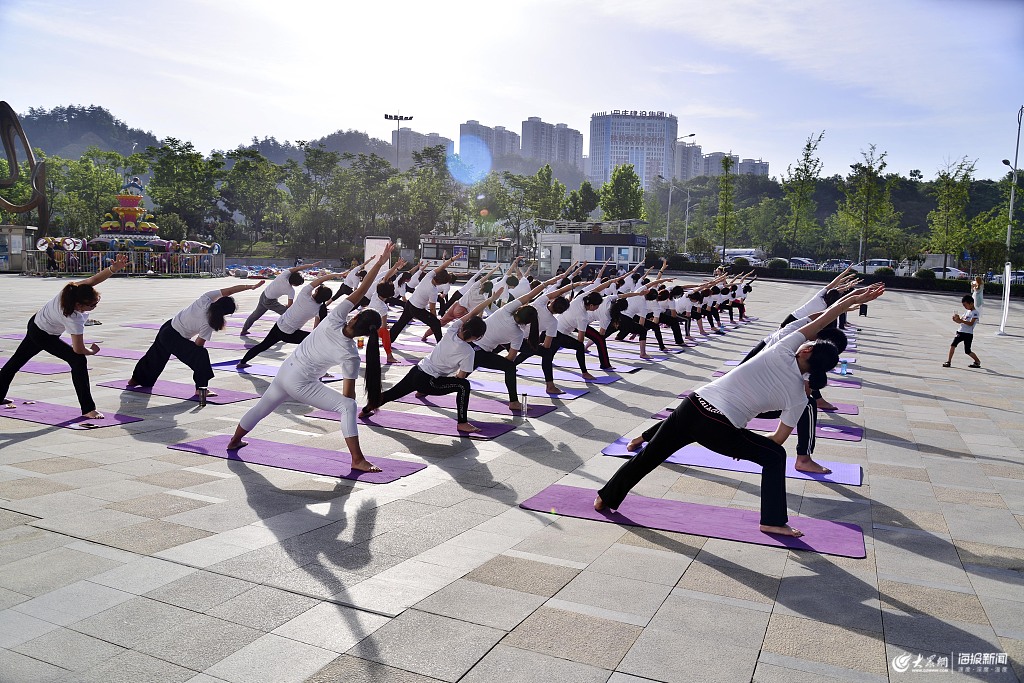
239 357 358 437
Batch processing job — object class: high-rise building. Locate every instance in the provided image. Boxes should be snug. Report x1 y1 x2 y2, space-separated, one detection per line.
492 126 521 158
460 120 494 156
460 120 521 160
588 110 678 191
553 123 584 170
702 152 740 177
521 117 584 170
673 141 703 181
392 128 454 158
737 158 770 176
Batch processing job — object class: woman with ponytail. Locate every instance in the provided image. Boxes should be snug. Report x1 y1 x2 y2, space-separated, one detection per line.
0 253 129 418
597 284 885 538
226 245 396 472
128 280 265 403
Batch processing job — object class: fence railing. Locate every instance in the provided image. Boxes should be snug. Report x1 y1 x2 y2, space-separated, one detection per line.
21 250 226 277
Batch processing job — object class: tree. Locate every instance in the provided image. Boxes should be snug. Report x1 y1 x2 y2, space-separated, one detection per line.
927 158 975 277
716 156 735 261
221 149 287 255
145 138 224 234
526 165 566 221
781 131 824 258
284 142 342 255
836 145 896 272
599 164 644 220
562 180 599 221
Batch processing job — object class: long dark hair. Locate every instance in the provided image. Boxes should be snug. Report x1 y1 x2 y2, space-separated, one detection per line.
807 339 841 391
208 297 237 331
60 283 99 316
350 309 383 407
514 305 539 350
610 297 629 326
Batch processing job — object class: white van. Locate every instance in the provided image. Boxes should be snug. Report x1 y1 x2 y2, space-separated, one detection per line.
851 259 896 275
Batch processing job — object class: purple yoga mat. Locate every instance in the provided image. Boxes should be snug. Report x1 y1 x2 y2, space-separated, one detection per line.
516 355 639 374
96 348 145 360
820 402 859 415
645 411 863 442
0 356 68 375
1 333 102 344
395 393 556 418
391 340 638 373
588 349 668 363
123 323 268 341
167 435 425 483
520 484 865 558
601 437 862 485
210 361 342 383
1 398 142 430
308 408 516 440
477 364 621 384
98 379 260 404
470 378 588 400
205 340 257 351
710 370 861 388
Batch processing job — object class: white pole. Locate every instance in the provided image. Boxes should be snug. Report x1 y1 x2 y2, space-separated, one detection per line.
666 184 673 250
996 105 1022 336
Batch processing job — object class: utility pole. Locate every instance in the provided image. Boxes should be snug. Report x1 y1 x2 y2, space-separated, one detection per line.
384 113 413 168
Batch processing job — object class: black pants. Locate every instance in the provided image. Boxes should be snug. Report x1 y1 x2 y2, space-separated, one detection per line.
514 337 558 382
740 340 767 364
584 327 611 369
390 303 442 341
376 365 470 422
437 293 452 317
239 324 309 365
737 301 747 319
600 393 788 526
724 303 735 323
0 316 96 413
780 313 797 328
755 395 816 456
951 332 974 354
659 312 684 345
131 320 214 389
474 349 518 402
241 292 288 334
554 332 589 375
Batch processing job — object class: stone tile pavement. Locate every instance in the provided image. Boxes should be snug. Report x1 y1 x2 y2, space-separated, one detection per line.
0 273 1022 681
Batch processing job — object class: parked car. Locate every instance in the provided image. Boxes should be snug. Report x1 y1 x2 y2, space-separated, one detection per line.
821 259 853 272
929 266 969 279
992 270 1024 285
789 257 816 269
851 259 896 274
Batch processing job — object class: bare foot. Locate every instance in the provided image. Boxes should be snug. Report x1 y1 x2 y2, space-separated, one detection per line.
546 384 565 395
83 410 105 419
351 458 382 473
760 524 804 537
386 357 398 364
626 436 645 452
639 354 652 360
239 330 250 336
599 366 615 372
126 379 139 388
594 495 605 510
226 440 248 450
508 401 523 412
795 456 832 474
456 422 481 434
359 406 376 418
581 372 597 381
816 398 837 411
236 362 250 369
414 392 427 399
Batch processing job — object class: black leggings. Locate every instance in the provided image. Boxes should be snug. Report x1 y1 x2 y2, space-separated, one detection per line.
600 393 788 526
659 312 684 345
0 316 96 413
514 337 558 383
736 301 746 319
376 365 471 422
389 303 442 341
474 349 518 402
131 321 214 389
616 315 665 347
554 332 589 375
780 313 797 328
724 303 735 323
239 324 309 365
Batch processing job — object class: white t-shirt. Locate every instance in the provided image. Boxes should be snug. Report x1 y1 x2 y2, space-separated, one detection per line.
34 292 87 336
171 290 221 341
418 319 476 377
673 297 690 316
557 296 592 336
958 308 979 334
594 295 618 330
762 316 810 348
510 278 531 299
343 270 361 290
791 287 829 319
625 295 647 318
409 276 439 309
476 301 526 352
697 331 808 429
530 299 559 338
289 300 359 379
278 284 321 334
461 282 490 312
265 271 296 301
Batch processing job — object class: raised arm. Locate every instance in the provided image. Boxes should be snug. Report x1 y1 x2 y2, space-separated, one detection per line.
348 243 395 305
77 253 129 286
220 280 265 297
288 260 321 274
432 252 458 275
463 286 505 322
798 284 885 340
308 271 345 289
517 281 548 306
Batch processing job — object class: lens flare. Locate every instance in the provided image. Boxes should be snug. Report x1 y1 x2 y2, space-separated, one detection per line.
447 136 491 185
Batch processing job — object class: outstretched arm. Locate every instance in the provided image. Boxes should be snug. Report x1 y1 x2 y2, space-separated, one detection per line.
348 243 395 305
288 260 321 274
77 253 129 286
462 287 505 322
798 284 885 340
220 280 264 297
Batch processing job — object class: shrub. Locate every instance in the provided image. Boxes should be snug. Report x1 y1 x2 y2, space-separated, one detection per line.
915 268 936 279
767 258 788 270
873 266 895 278
731 257 750 268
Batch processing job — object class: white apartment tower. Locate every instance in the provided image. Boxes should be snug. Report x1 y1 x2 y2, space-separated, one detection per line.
588 110 678 191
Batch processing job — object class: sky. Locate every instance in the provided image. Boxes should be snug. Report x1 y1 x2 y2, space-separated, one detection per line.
2 0 1023 181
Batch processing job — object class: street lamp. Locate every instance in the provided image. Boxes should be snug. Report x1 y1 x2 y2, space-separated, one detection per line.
384 113 413 168
656 174 676 250
996 104 1023 336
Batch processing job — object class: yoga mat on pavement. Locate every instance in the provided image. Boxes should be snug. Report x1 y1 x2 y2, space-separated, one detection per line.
167 435 425 483
478 364 622 384
0 398 142 430
95 347 145 360
308 408 515 440
470 378 588 400
0 356 69 375
98 379 260 404
516 355 639 374
205 340 258 351
395 393 557 418
520 484 865 558
1 333 102 344
819 403 859 415
601 437 862 485
210 361 342 382
710 370 861 388
392 340 639 372
746 418 862 441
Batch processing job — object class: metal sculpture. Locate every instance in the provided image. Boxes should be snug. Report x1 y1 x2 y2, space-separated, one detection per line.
0 100 49 230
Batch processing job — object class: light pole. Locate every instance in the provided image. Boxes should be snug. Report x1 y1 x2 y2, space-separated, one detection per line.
384 113 413 168
997 104 1023 336
657 174 676 251
683 187 691 255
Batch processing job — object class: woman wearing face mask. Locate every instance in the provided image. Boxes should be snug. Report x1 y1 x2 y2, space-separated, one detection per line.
0 253 130 419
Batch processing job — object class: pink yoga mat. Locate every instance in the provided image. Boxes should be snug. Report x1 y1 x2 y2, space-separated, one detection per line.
520 484 865 558
1 398 142 430
601 437 862 485
98 379 260 404
470 378 588 400
395 393 556 418
308 408 515 439
0 356 68 375
167 435 425 483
